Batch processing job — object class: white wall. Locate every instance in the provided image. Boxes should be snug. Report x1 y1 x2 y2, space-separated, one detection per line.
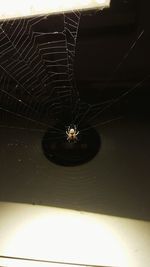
0 202 150 267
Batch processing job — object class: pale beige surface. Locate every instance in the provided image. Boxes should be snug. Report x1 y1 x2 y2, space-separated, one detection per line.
0 202 150 267
0 0 110 20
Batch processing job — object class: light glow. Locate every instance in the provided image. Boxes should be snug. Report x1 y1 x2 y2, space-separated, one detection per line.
0 202 150 267
0 257 94 267
0 202 127 267
0 0 111 20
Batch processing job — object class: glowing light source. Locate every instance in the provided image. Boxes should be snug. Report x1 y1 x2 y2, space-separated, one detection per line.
1 202 150 267
0 0 111 20
0 202 128 267
0 257 95 267
0 203 126 267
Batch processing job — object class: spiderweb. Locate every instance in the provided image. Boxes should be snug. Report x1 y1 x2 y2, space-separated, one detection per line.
0 6 149 142
0 9 150 221
0 11 82 138
0 10 148 139
77 28 147 132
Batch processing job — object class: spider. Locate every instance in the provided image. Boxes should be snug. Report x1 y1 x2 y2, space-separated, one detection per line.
66 125 79 142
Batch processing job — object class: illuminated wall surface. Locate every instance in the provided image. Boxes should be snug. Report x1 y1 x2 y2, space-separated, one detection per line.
0 202 150 267
0 0 110 20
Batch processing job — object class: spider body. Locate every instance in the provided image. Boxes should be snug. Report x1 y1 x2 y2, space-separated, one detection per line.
66 125 79 142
